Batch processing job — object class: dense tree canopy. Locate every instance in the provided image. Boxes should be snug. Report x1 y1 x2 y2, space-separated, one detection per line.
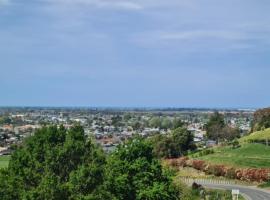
152 127 195 158
205 112 225 141
0 125 181 200
0 116 12 125
0 125 106 200
104 137 180 200
205 112 240 142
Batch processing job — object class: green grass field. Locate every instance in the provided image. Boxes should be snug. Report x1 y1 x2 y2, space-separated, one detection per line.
0 155 10 168
239 128 270 143
194 143 270 168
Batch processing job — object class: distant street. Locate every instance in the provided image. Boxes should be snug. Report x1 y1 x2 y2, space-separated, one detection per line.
194 180 270 200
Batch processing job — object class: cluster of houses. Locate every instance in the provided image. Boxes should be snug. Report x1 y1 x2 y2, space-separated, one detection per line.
0 108 253 155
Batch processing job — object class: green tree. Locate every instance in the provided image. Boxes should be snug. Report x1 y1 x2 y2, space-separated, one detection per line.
252 108 270 131
104 137 181 200
2 125 106 199
0 116 12 125
161 118 173 130
149 117 161 128
205 112 225 141
172 118 184 129
0 125 182 200
206 112 240 142
152 128 195 158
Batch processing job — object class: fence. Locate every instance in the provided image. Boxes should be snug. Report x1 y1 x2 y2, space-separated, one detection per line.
179 177 254 186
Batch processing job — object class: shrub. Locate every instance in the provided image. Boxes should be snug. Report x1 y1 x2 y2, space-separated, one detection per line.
225 168 237 179
235 168 270 182
192 160 206 171
206 165 226 177
192 182 203 190
166 157 188 168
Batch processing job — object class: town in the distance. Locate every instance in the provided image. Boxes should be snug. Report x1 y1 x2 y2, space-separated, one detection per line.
0 107 253 155
1 106 270 200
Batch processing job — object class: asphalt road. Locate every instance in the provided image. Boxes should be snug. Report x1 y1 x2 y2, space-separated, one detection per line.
197 182 270 200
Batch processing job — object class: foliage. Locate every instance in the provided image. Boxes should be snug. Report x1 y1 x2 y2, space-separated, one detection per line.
235 168 270 182
0 125 106 199
104 137 181 200
252 108 270 132
258 181 270 188
239 128 270 144
148 117 184 131
172 118 184 130
230 140 240 149
165 157 189 168
0 116 12 125
149 117 162 128
0 125 182 200
151 128 195 158
225 168 237 179
191 160 206 171
206 165 226 177
197 149 215 157
195 143 270 169
0 155 10 168
205 112 240 142
205 112 225 141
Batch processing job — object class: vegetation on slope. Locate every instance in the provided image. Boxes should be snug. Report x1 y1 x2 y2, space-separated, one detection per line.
252 107 270 132
239 128 270 143
194 143 270 168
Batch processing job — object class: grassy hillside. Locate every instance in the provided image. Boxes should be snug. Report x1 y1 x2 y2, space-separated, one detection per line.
239 128 270 143
0 155 10 168
194 143 270 168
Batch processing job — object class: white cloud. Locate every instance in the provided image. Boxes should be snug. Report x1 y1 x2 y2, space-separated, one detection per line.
130 28 270 53
42 0 194 11
132 29 249 46
156 30 247 41
44 0 143 10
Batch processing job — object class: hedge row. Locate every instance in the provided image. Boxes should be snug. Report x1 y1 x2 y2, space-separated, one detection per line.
166 157 270 182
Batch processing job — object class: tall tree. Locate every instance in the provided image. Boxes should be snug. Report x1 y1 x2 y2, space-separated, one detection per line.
0 125 182 200
0 125 106 200
104 137 181 200
205 112 225 141
152 128 195 158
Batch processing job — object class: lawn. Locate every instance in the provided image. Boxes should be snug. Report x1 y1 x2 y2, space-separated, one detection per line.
0 155 10 168
195 143 270 168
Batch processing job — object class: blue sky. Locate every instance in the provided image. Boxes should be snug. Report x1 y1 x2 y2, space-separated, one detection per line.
0 0 270 108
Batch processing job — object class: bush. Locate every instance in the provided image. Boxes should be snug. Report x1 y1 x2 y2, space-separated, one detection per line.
206 165 226 177
230 140 241 149
165 157 189 168
188 159 270 183
192 160 206 171
225 168 237 179
192 182 203 190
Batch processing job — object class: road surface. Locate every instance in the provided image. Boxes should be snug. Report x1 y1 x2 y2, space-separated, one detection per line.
190 180 270 200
